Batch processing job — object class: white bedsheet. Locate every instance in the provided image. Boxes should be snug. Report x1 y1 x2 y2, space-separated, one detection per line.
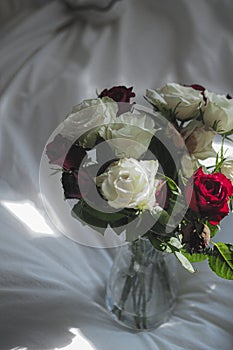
0 0 233 349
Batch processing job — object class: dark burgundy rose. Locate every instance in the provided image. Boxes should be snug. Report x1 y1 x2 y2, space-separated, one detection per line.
185 167 233 225
99 86 135 103
63 143 86 171
46 134 86 170
62 169 91 199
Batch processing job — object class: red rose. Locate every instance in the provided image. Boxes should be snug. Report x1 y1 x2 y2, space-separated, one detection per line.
46 134 86 170
99 86 135 103
185 167 233 225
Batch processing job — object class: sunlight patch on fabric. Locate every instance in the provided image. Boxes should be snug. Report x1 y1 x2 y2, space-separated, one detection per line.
1 200 54 235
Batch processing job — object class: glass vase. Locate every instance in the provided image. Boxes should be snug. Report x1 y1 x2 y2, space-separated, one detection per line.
105 238 177 330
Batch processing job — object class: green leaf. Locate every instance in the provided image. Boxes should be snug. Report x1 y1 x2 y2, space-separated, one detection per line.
147 231 196 273
109 209 137 234
181 249 208 262
146 232 166 252
168 236 183 249
165 176 181 194
208 242 233 280
212 120 224 133
72 200 107 234
49 167 63 175
149 222 173 237
72 200 138 235
174 251 195 273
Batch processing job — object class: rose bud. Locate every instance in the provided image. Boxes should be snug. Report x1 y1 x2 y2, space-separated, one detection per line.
200 224 211 246
99 86 136 115
182 222 210 254
99 86 135 103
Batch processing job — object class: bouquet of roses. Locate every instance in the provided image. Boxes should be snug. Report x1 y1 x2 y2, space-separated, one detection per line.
46 83 233 280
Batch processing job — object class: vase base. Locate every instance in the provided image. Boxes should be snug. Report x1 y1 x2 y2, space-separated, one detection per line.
106 293 175 331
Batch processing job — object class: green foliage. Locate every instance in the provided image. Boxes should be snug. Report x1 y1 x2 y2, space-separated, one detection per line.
72 199 137 235
212 120 224 133
213 135 226 173
146 233 166 252
165 176 181 195
49 168 63 175
147 233 195 273
146 232 180 252
208 243 233 280
223 130 233 137
72 200 107 234
182 249 208 263
174 251 195 273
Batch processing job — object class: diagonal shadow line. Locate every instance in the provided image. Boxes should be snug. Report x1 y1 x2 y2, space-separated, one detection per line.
65 0 123 13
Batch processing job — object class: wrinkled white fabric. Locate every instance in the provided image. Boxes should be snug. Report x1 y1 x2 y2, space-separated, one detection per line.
0 0 233 349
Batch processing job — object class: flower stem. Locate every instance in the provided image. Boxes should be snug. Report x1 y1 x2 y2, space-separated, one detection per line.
112 239 152 329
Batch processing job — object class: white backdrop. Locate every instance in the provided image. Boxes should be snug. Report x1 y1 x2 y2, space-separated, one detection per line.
0 1 233 349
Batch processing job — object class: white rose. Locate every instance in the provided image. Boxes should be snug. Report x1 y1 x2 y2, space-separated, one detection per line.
99 111 156 158
96 158 159 210
203 91 233 133
221 159 233 183
146 83 205 120
181 120 217 160
60 97 118 147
